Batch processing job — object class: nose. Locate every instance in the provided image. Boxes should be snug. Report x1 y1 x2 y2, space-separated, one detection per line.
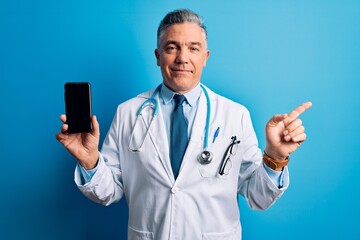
175 49 189 64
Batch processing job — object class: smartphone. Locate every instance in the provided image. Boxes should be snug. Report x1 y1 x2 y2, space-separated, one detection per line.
64 82 92 134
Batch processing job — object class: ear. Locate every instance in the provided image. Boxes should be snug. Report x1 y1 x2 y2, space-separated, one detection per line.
155 49 160 66
203 50 210 67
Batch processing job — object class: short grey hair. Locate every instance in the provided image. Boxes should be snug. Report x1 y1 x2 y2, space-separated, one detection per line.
157 9 207 47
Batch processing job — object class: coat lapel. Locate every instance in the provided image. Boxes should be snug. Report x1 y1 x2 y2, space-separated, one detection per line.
139 92 175 183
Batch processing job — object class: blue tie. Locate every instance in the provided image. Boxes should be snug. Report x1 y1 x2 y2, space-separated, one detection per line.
171 94 188 178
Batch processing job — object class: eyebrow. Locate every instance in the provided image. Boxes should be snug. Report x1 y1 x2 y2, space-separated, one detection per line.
163 40 203 47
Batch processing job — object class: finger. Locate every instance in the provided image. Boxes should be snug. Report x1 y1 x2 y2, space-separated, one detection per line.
287 102 312 121
267 114 287 127
283 119 302 135
284 126 305 142
60 114 67 123
56 132 68 143
292 132 307 143
61 123 69 133
91 115 100 137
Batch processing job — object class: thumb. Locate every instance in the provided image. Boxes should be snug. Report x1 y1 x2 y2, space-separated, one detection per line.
91 115 100 138
267 114 287 127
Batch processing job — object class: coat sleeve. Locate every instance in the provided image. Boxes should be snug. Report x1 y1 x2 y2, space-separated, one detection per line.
237 109 289 210
74 105 125 206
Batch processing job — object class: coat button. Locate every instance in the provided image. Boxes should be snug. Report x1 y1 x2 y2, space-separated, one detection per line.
171 187 179 194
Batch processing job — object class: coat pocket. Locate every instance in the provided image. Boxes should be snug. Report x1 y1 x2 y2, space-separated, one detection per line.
198 137 232 180
128 226 154 240
202 228 236 240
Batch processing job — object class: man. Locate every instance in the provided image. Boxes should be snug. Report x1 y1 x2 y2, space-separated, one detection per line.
56 9 311 239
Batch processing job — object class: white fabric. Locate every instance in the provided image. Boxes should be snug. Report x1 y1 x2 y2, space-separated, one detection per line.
74 85 289 240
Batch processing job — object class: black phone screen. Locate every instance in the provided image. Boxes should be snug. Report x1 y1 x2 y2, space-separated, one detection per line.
64 82 92 133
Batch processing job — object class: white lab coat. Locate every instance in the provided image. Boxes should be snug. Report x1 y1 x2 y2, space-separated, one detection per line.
75 85 289 240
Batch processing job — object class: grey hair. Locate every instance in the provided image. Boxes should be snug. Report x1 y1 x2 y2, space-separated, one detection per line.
157 9 207 47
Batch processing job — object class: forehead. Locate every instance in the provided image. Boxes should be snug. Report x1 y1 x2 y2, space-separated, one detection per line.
159 22 207 45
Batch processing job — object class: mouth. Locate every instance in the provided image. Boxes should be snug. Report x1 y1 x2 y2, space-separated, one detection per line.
170 68 194 74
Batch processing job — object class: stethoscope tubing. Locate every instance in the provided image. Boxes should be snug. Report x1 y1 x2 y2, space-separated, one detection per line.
129 84 212 163
200 84 211 150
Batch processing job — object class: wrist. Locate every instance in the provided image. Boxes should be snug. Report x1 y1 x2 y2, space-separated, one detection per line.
80 152 99 170
263 151 289 171
264 146 288 161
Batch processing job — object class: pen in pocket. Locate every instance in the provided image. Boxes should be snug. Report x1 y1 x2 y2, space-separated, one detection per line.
212 127 220 143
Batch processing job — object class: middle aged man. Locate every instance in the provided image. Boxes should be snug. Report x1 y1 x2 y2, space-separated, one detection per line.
57 9 312 239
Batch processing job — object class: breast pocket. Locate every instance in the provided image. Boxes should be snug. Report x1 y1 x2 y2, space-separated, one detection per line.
198 137 233 180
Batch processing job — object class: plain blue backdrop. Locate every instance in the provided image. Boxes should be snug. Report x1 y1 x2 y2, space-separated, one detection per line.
1 0 359 239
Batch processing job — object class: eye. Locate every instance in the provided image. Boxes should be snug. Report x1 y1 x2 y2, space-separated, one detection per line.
165 45 178 53
190 46 200 52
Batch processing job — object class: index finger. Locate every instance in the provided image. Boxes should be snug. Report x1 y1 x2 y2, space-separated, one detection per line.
60 114 67 123
287 101 312 120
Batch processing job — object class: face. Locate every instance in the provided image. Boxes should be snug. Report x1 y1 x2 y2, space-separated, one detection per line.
155 22 210 94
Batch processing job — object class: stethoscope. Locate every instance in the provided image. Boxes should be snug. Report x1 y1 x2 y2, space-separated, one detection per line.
128 84 214 165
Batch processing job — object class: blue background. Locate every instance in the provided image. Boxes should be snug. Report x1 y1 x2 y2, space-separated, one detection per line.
1 0 359 239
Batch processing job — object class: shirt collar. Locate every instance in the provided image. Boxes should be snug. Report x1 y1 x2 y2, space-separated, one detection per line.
160 83 201 107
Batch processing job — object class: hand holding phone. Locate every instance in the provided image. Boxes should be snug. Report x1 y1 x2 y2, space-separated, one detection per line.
56 82 100 169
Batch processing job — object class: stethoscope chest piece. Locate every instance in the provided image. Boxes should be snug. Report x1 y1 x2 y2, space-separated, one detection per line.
198 150 213 164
